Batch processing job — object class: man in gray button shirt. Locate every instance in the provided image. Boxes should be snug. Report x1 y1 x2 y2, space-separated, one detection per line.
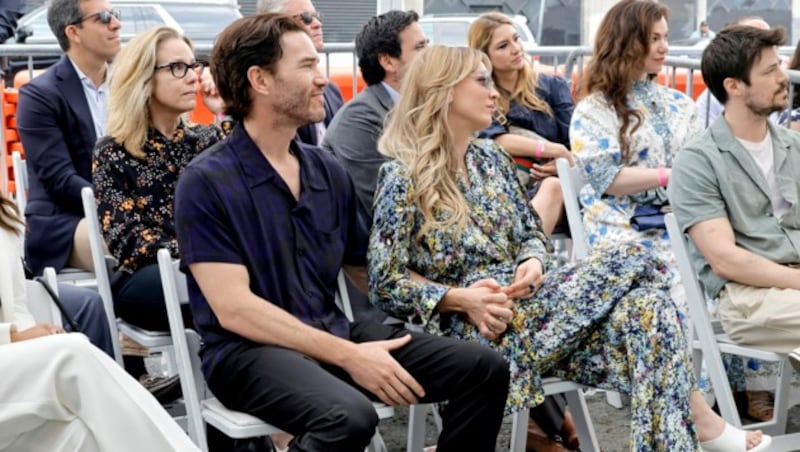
670 25 800 371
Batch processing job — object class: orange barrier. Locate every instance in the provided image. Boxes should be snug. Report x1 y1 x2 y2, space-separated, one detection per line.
3 88 20 194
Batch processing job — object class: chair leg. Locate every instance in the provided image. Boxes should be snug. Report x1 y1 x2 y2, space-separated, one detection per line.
368 428 387 452
564 390 600 452
407 404 428 452
509 409 529 452
766 359 792 436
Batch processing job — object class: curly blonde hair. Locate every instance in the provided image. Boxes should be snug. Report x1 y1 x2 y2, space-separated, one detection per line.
468 12 552 124
106 27 194 159
378 45 490 241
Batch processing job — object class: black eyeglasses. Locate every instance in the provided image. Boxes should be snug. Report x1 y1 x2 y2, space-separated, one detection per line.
71 9 121 26
294 11 322 25
154 61 205 79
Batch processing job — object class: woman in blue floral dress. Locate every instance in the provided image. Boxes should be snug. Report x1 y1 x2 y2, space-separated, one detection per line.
368 44 768 451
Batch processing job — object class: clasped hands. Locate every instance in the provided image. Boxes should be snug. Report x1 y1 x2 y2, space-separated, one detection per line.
464 258 544 341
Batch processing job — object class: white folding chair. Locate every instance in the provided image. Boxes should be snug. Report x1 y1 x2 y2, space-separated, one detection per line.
12 151 26 214
159 249 394 452
556 157 624 411
81 186 171 366
24 266 63 327
665 213 800 450
556 157 589 260
13 152 95 284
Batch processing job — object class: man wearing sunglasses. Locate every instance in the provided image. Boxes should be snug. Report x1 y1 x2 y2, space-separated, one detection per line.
257 0 344 147
17 0 121 279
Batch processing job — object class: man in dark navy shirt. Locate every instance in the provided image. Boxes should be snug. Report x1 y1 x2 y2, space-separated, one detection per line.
174 14 509 451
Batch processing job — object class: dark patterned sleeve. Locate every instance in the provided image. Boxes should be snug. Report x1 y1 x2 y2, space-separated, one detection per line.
367 162 449 324
92 140 177 272
491 141 552 270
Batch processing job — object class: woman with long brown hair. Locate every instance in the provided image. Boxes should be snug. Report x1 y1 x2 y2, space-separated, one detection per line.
469 12 572 236
570 0 699 306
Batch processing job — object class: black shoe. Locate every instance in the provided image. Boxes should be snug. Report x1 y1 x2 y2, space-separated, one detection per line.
139 374 182 404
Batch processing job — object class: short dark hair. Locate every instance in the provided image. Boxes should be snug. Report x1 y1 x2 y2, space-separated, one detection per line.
701 25 786 105
48 0 86 51
355 10 419 86
211 13 307 122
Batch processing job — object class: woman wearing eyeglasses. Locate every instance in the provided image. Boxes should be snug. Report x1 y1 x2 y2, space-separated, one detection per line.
92 27 229 335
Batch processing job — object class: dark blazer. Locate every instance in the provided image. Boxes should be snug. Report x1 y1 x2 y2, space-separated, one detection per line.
321 83 394 230
17 56 97 275
321 83 394 324
296 82 344 146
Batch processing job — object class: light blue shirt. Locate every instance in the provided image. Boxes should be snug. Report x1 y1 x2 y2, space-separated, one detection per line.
69 58 109 139
381 81 400 104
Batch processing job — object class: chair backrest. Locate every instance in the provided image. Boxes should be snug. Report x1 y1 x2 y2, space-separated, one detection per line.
80 186 124 365
157 248 209 449
664 213 713 338
24 267 63 327
12 151 26 214
556 157 589 259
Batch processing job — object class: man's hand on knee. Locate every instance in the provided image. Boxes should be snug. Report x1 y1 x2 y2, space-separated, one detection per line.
342 334 425 406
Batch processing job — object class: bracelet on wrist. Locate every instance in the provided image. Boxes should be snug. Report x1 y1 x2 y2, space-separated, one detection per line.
657 166 668 188
534 140 545 159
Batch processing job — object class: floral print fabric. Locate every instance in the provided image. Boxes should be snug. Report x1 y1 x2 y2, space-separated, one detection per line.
368 139 698 450
569 80 700 277
93 120 229 273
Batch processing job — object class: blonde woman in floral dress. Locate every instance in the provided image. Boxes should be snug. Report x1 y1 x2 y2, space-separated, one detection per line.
368 44 768 451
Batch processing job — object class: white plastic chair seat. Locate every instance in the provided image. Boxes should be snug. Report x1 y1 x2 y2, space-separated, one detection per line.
118 321 172 348
202 397 283 437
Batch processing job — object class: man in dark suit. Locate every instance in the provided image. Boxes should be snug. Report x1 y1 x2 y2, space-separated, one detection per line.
257 0 344 146
17 0 121 275
319 11 427 324
322 10 427 229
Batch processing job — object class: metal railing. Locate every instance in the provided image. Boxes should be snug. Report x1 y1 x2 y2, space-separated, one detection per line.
3 42 800 196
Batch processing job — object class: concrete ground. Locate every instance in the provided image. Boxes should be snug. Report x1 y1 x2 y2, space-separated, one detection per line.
376 391 800 451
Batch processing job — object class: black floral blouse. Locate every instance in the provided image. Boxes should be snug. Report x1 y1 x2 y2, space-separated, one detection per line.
92 120 231 274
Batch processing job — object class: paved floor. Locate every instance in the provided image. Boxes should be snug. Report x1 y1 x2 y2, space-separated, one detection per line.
377 391 800 451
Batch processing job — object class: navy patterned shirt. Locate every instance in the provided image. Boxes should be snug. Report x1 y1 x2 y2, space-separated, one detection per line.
174 124 366 374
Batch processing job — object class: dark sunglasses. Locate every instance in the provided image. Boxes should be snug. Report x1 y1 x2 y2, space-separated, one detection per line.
295 11 322 25
71 9 121 26
154 61 205 79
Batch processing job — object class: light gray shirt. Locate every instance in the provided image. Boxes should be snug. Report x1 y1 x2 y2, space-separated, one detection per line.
669 117 800 298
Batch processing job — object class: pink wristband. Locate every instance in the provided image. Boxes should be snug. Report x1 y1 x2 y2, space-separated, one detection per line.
658 166 668 187
534 141 545 159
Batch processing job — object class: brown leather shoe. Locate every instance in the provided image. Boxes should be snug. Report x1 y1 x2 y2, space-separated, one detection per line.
527 425 568 452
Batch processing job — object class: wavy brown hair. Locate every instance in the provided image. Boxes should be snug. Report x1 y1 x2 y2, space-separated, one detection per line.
0 193 23 234
584 0 669 160
379 45 491 241
468 12 552 124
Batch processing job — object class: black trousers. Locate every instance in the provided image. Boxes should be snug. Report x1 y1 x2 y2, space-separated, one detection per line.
206 320 510 452
112 263 193 332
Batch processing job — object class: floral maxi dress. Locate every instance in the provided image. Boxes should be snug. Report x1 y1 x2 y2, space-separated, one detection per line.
367 139 699 451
